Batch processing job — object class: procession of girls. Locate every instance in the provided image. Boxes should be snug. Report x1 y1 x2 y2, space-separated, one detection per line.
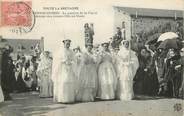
0 33 183 104
51 39 139 103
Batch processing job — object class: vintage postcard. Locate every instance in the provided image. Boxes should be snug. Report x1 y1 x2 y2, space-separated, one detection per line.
0 0 183 116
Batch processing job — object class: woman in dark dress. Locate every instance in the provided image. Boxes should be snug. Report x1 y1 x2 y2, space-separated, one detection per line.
30 56 38 91
7 58 16 93
1 45 14 100
143 51 159 96
163 49 182 98
134 48 147 95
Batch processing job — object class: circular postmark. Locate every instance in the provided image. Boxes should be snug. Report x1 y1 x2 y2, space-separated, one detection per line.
1 1 36 34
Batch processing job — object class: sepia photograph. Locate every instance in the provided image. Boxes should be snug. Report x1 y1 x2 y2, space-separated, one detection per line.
0 0 183 116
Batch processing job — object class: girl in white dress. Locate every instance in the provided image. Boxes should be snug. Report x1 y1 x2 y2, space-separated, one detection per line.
73 47 82 79
97 42 117 100
110 47 121 98
76 44 98 102
37 51 53 98
52 39 76 103
117 40 139 100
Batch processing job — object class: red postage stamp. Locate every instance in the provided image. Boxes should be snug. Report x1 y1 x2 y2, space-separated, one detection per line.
1 1 32 27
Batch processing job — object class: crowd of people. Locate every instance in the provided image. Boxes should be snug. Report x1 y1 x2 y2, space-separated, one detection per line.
0 44 43 101
0 25 184 104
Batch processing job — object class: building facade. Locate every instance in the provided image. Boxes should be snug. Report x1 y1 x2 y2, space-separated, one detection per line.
113 7 184 41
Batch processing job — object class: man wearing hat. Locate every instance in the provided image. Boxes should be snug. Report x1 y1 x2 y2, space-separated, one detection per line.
52 39 76 103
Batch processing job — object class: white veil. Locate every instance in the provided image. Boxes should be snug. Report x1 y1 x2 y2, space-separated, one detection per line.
51 42 64 82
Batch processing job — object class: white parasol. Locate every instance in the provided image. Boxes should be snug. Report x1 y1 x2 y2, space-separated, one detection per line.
157 32 179 42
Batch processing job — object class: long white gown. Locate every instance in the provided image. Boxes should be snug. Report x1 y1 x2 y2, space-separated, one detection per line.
118 47 139 100
73 52 82 78
0 85 4 102
52 48 76 103
97 51 117 100
76 52 97 102
111 52 120 76
111 51 121 98
37 54 53 98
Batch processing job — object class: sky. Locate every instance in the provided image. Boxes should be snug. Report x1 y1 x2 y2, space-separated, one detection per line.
0 0 183 53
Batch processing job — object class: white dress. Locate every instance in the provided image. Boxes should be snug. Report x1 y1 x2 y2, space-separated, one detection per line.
52 48 76 103
118 47 139 100
97 51 117 100
73 52 82 78
0 85 4 102
37 54 53 98
111 52 120 76
111 52 121 98
76 52 97 102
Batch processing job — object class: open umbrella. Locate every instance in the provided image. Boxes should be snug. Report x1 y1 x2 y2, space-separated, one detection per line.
158 39 182 50
157 32 179 42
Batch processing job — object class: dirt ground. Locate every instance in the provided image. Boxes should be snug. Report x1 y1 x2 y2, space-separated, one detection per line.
0 92 183 116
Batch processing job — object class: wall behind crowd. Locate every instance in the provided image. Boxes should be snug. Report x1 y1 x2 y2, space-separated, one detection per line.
132 17 183 42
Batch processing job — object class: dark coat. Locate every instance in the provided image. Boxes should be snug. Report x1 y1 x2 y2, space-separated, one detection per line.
163 55 182 97
1 50 15 93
